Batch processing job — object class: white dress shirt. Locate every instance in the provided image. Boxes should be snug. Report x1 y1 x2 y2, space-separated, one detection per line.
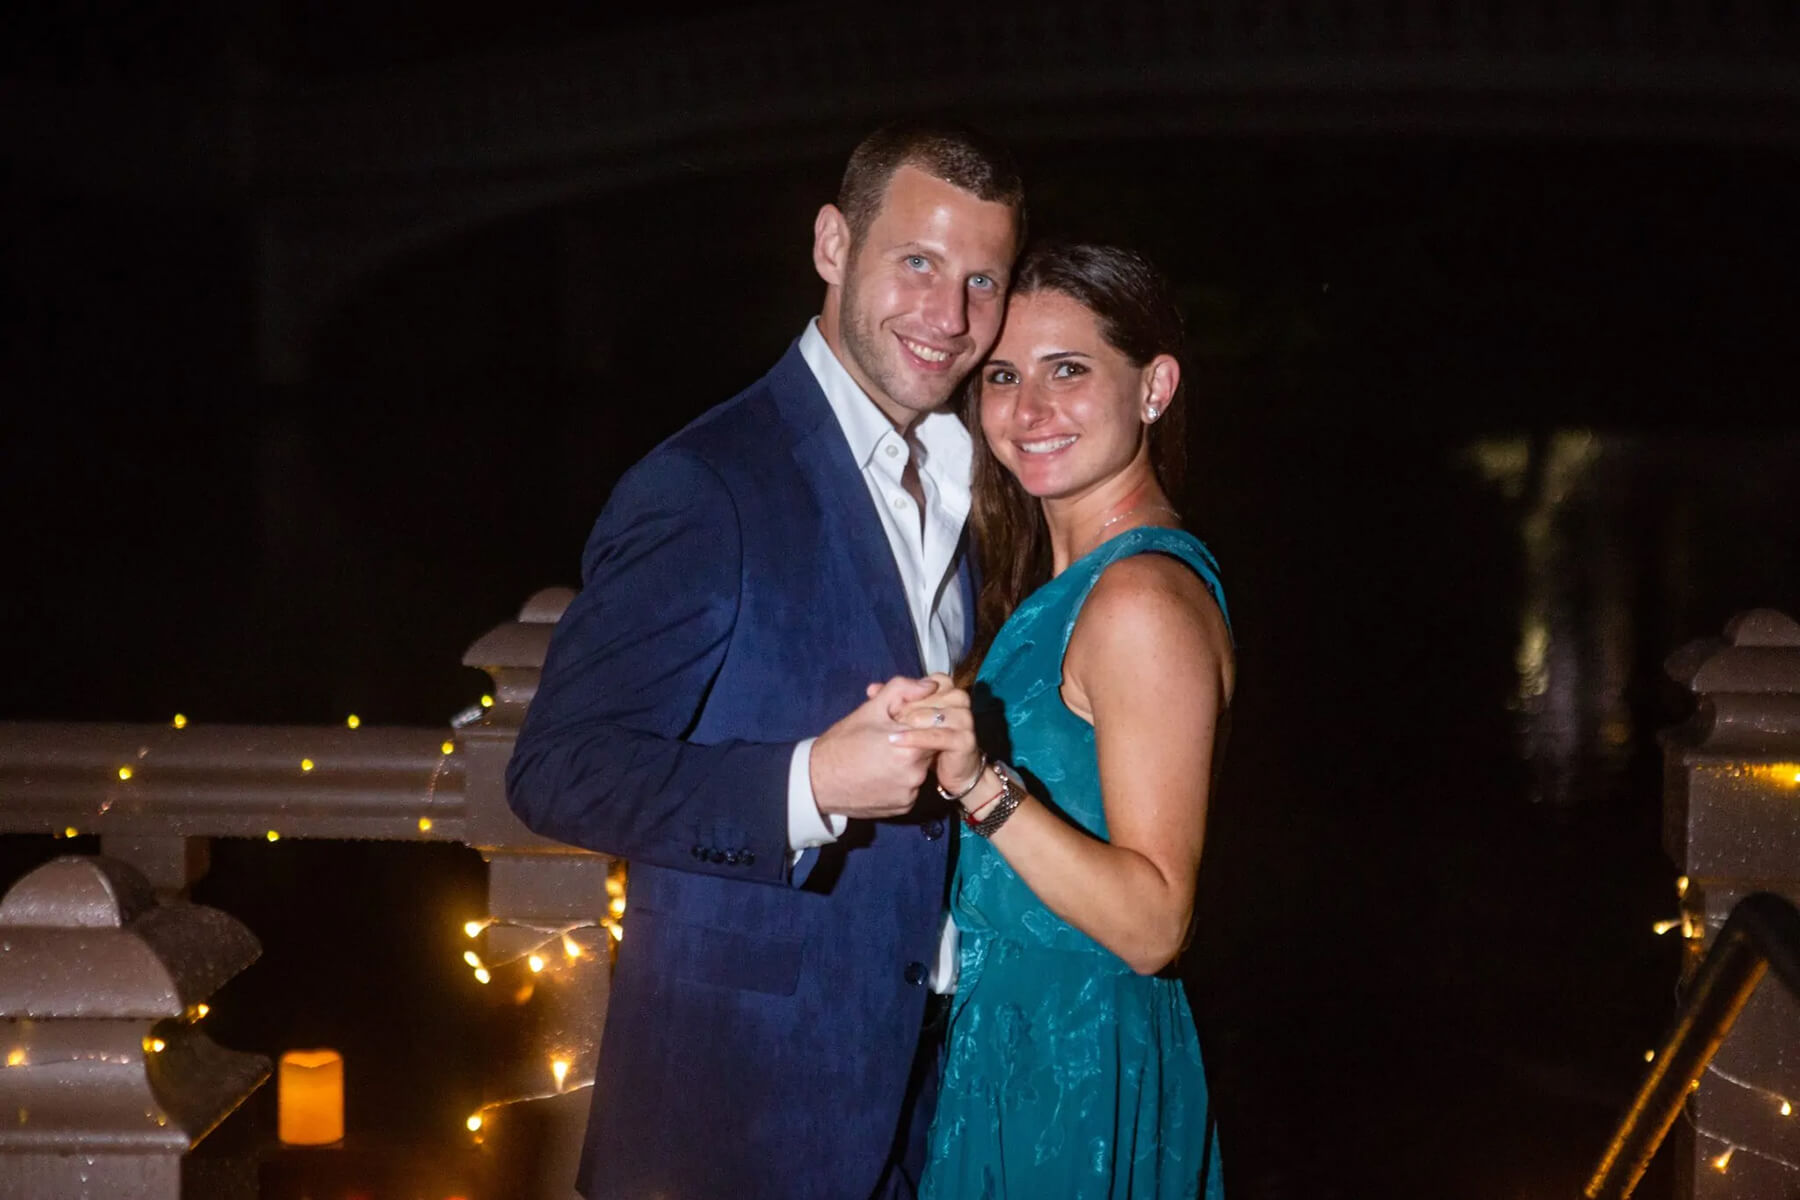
785 318 969 991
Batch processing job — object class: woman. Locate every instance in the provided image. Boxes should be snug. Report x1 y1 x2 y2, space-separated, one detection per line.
897 243 1233 1199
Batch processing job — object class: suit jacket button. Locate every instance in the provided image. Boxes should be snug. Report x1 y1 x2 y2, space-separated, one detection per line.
725 850 742 865
921 819 945 840
691 845 705 859
740 850 755 866
708 849 727 863
904 961 927 987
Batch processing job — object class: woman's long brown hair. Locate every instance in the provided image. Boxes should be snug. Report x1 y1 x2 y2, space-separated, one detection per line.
956 243 1189 687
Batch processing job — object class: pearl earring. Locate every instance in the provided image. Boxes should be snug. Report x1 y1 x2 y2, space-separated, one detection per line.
1145 405 1160 421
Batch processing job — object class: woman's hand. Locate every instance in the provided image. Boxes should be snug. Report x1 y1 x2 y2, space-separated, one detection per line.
887 674 984 802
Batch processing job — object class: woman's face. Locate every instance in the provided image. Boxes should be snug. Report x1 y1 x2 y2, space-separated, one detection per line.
977 289 1157 501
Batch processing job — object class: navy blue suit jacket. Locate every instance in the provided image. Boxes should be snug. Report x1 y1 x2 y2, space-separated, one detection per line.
507 342 969 1199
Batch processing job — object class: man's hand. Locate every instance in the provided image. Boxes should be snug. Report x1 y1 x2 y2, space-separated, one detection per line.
810 676 944 819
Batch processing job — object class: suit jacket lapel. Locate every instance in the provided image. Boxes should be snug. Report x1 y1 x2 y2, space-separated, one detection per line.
772 346 924 679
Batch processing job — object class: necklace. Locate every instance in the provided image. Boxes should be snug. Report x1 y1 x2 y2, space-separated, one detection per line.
1097 504 1182 535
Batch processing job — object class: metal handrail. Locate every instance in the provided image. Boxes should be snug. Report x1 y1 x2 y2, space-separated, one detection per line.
1584 891 1800 1199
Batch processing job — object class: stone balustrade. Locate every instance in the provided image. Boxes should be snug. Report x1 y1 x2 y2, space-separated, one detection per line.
1664 609 1800 1197
0 588 601 1199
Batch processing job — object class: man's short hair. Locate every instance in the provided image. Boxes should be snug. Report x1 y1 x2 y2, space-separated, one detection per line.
837 121 1026 245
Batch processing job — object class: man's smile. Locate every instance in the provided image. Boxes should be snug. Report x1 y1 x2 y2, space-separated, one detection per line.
898 334 955 366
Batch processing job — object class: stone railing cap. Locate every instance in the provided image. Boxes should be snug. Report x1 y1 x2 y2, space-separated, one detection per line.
1667 609 1800 693
0 855 157 929
463 587 572 671
0 857 259 1018
1724 609 1800 647
517 587 574 624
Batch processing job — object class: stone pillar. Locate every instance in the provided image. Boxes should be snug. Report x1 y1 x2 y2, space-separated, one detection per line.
1664 609 1800 1198
461 589 609 1200
0 857 267 1200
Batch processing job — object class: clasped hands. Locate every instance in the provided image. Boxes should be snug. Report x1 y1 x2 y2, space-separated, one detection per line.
809 673 986 821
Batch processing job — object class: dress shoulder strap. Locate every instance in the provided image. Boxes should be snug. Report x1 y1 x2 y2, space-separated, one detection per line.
1057 526 1231 660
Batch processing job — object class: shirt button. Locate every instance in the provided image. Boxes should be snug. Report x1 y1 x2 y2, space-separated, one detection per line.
885 444 901 458
922 819 945 841
892 497 907 510
904 961 928 986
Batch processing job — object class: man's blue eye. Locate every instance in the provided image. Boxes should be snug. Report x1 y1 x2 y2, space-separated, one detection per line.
969 275 994 291
906 256 929 270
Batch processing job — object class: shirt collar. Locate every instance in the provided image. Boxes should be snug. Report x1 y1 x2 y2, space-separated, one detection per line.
798 318 971 484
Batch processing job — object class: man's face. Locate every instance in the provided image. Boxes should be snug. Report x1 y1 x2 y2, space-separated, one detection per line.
817 165 1019 429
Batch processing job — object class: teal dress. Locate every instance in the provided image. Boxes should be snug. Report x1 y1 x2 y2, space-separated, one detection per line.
920 527 1229 1200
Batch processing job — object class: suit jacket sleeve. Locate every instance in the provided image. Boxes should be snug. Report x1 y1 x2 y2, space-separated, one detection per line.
505 448 793 883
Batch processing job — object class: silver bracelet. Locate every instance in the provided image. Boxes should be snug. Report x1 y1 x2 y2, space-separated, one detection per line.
934 755 989 803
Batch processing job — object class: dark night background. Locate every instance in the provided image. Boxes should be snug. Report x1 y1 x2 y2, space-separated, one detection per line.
5 3 1800 1196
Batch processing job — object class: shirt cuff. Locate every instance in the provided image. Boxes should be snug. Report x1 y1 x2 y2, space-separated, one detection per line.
787 737 848 851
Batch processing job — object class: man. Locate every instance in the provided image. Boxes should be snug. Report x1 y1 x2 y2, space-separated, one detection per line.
506 123 1025 1200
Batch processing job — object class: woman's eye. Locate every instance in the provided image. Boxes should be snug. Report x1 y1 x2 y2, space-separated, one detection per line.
986 368 1017 385
1052 362 1085 379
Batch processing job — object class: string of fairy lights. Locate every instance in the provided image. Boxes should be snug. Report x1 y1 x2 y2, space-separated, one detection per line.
1651 871 1800 1181
455 860 625 1139
459 915 600 1140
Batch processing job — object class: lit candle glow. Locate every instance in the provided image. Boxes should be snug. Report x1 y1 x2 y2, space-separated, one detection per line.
279 1049 345 1146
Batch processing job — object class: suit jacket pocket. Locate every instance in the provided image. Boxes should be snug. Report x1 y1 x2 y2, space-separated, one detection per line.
628 907 806 997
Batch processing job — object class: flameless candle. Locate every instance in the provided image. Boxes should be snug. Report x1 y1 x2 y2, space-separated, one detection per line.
279 1049 345 1145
